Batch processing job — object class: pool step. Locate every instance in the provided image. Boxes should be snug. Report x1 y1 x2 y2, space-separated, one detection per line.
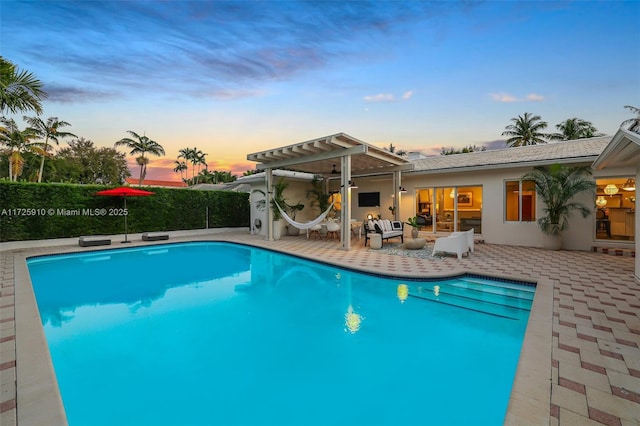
407 280 533 319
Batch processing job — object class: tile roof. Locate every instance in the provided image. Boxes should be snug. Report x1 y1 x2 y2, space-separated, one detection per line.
410 136 612 174
124 178 188 188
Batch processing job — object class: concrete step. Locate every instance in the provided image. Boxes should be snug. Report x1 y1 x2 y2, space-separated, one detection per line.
592 246 636 258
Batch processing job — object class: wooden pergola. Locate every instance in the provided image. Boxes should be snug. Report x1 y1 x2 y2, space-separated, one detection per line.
246 133 413 250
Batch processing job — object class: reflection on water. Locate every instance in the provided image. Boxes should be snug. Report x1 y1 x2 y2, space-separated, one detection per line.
28 243 251 326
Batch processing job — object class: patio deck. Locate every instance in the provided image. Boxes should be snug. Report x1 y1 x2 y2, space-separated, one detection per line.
1 230 638 425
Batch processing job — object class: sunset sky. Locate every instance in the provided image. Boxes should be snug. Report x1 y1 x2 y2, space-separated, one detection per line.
2 1 639 181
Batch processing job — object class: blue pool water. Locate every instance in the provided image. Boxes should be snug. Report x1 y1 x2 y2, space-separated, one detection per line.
27 242 533 426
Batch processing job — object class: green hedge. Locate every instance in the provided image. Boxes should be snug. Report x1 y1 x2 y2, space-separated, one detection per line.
0 181 250 242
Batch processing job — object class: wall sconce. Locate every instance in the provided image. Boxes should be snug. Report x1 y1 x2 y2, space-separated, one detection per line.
399 186 407 193
331 164 338 174
622 178 636 191
595 196 607 207
604 184 619 195
449 189 455 198
366 213 373 220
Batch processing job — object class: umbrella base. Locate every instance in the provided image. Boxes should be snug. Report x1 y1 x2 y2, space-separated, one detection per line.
121 240 132 244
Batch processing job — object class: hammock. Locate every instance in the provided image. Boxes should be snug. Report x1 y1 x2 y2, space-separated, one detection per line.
273 199 335 230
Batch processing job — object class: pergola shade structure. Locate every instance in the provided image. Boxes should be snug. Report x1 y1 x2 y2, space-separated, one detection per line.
247 133 413 250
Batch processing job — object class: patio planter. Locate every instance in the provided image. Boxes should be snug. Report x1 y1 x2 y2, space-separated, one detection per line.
543 233 562 250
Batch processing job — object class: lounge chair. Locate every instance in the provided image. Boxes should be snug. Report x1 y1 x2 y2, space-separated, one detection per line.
431 233 469 259
364 219 404 246
450 228 474 253
79 236 112 247
142 232 169 241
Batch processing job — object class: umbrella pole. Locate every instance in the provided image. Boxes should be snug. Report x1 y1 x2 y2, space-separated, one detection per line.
123 196 130 243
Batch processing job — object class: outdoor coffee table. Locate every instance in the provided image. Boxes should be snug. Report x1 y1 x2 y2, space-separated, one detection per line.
404 238 426 250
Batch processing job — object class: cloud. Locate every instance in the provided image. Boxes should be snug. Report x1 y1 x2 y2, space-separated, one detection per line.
490 92 545 103
364 90 414 103
43 84 117 103
490 92 518 103
3 2 462 102
526 93 544 101
364 93 395 103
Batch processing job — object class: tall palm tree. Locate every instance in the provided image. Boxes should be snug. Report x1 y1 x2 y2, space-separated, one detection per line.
193 150 207 184
173 160 188 182
621 105 640 133
114 131 165 186
0 117 41 181
23 116 77 182
550 118 603 141
178 147 207 185
502 112 552 147
0 56 46 115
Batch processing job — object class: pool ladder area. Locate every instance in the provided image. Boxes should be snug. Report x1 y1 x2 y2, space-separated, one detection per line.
407 277 534 320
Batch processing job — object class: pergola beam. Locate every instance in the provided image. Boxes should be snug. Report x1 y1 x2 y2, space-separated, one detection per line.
256 145 367 171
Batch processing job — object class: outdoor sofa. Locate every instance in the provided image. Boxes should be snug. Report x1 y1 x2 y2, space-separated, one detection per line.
364 219 404 246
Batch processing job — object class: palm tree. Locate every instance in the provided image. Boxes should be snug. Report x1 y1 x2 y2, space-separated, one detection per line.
193 150 207 184
23 116 77 182
550 118 603 141
178 147 207 185
173 160 188 182
621 105 640 133
521 164 596 239
114 131 165 186
502 112 552 147
0 56 46 115
0 117 41 181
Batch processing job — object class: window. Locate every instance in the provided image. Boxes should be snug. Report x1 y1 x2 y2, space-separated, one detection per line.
595 177 635 241
416 186 483 233
505 180 536 222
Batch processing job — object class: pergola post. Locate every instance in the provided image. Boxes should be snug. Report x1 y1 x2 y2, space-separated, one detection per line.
341 155 352 250
265 168 273 241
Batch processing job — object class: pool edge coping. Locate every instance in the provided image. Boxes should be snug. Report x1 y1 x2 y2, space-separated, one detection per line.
13 238 551 425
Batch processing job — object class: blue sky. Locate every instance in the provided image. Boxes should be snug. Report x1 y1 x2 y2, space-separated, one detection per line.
2 0 639 180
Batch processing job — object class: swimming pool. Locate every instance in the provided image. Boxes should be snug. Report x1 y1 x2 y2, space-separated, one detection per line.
27 242 533 425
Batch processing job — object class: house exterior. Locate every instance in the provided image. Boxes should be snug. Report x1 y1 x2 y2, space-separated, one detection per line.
246 129 638 281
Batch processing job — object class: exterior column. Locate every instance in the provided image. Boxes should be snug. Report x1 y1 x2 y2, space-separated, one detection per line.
341 155 352 250
265 168 273 241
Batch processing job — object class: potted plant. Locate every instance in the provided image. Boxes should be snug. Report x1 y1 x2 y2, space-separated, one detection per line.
521 164 596 250
286 201 305 236
406 216 421 238
254 177 291 240
306 176 331 237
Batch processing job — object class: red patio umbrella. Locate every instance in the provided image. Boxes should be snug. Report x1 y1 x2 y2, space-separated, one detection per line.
95 187 155 243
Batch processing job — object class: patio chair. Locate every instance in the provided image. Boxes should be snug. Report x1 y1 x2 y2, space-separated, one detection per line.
308 223 322 240
326 221 340 241
431 233 469 259
450 228 474 253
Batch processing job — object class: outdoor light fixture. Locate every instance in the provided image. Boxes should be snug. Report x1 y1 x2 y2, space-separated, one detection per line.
604 184 619 196
595 196 607 207
331 164 338 174
399 186 407 193
341 180 358 188
622 178 636 191
449 189 455 198
367 213 373 220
